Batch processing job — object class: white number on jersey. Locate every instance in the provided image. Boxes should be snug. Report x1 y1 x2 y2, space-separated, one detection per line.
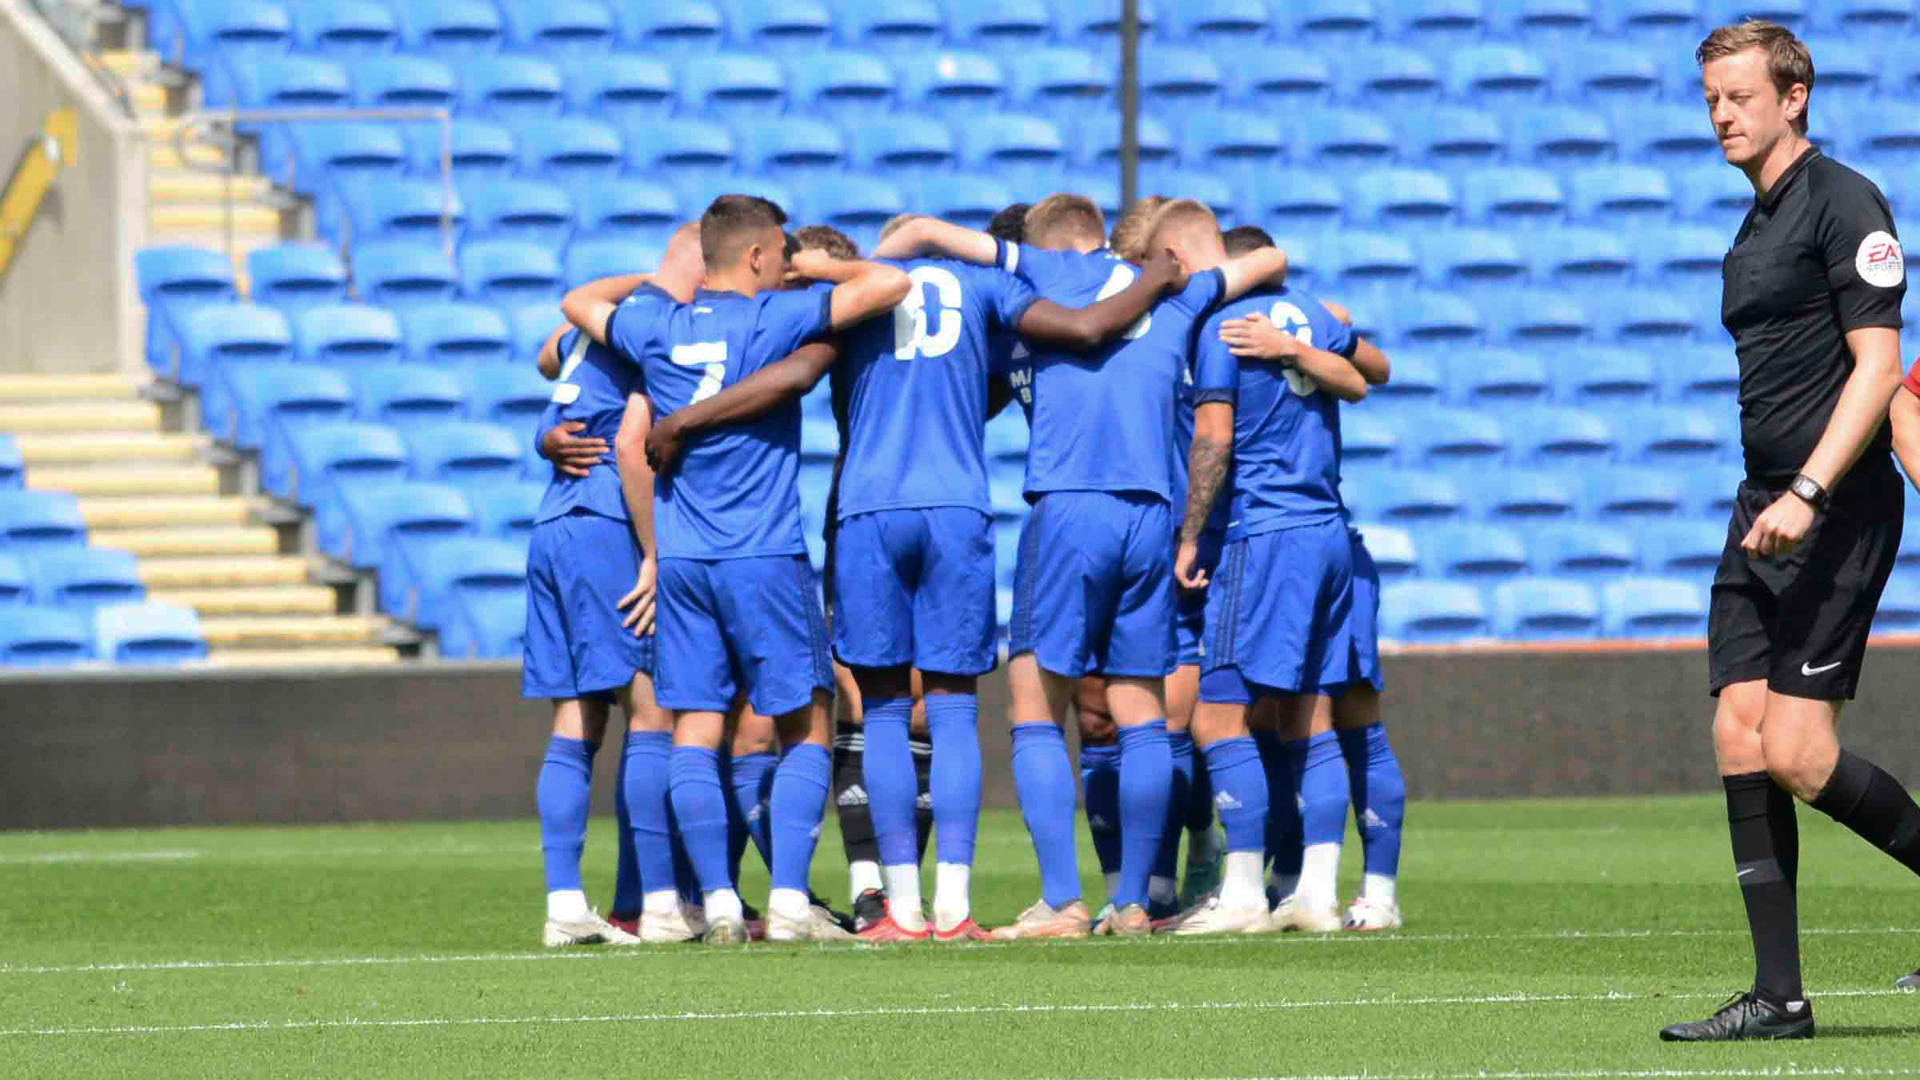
1097 264 1151 340
550 334 589 404
893 266 966 360
670 340 728 404
1269 300 1317 397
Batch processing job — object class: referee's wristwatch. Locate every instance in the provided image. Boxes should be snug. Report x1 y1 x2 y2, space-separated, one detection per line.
1789 473 1830 512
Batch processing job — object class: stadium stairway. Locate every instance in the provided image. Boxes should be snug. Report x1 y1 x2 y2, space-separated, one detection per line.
0 372 399 666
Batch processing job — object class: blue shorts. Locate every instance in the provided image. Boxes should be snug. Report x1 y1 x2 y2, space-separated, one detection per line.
832 507 996 676
1327 529 1386 696
1010 491 1175 679
522 509 653 700
655 554 833 717
1175 531 1224 668
1201 516 1359 702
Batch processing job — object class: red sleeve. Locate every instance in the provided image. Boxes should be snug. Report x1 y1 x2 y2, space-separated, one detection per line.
1904 357 1920 399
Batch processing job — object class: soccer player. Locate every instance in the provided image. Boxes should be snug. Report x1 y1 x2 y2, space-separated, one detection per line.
1167 213 1370 935
521 223 706 947
876 196 1288 938
561 195 911 943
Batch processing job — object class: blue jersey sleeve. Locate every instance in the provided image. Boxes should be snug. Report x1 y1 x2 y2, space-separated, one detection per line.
1315 299 1357 359
1193 317 1239 405
983 266 1041 333
1170 268 1228 321
748 283 833 377
603 285 676 364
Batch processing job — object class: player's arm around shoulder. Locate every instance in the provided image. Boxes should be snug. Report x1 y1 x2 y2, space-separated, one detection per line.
1015 249 1188 351
869 216 999 266
646 340 841 473
788 249 912 331
1215 244 1289 304
560 274 658 348
613 391 658 637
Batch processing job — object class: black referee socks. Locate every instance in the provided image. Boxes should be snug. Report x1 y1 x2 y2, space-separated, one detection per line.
1725 771 1804 1007
1812 750 1920 878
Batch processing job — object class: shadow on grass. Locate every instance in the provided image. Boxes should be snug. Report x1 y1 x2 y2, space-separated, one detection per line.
1817 1024 1920 1039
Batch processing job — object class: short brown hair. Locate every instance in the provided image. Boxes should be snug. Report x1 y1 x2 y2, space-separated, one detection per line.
1221 224 1275 258
701 194 788 269
793 224 860 260
1697 20 1815 134
1108 195 1168 263
987 203 1030 243
1024 193 1107 249
876 213 922 245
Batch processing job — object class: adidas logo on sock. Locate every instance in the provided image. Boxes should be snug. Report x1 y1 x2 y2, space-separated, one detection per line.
1088 814 1113 832
1296 794 1307 813
746 803 765 823
1360 809 1387 830
1214 791 1243 811
837 786 868 807
808 823 822 840
915 793 933 810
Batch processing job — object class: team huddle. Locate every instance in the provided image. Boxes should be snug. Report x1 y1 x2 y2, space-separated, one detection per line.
519 187 1410 946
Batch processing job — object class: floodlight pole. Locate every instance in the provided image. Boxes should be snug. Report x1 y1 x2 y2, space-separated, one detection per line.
1119 0 1140 214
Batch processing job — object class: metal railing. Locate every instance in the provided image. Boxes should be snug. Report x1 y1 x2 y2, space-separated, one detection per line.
170 106 457 262
22 0 137 119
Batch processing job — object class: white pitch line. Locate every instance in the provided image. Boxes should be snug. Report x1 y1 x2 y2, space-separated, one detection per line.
1020 1071 1920 1080
5 986 1908 1039
0 850 202 866
8 926 1920 977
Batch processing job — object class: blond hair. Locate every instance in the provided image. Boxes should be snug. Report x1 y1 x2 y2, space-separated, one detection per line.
877 213 923 244
1145 198 1220 251
1024 193 1107 250
1108 195 1168 264
1697 20 1815 135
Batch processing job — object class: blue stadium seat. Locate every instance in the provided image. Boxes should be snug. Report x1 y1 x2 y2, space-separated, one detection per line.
337 176 465 247
1049 0 1161 49
458 55 564 124
395 0 503 58
216 362 353 452
984 415 1029 460
0 551 22 599
1510 106 1618 166
1400 408 1507 469
1874 575 1920 634
349 241 459 312
1673 164 1757 231
615 0 723 50
1481 288 1592 344
1324 231 1418 292
1181 111 1285 197
403 537 526 631
400 119 517 181
1420 522 1529 579
1368 353 1444 402
1293 108 1396 166
1662 345 1740 405
135 244 238 378
1489 0 1596 48
947 0 1055 56
1638 520 1726 575
1450 348 1548 403
179 304 295 436
1413 229 1526 298
810 176 907 252
1139 47 1224 111
800 419 841 463
1517 226 1631 288
404 421 527 490
1344 470 1466 521
1348 168 1457 226
1817 0 1914 33
1386 0 1490 49
349 54 457 110
1688 463 1744 519
787 50 900 120
498 304 560 364
1446 43 1550 105
1704 0 1807 30
1616 103 1720 166
1380 580 1490 643
0 437 20 491
468 481 543 540
286 0 396 58
1394 106 1508 174
837 0 945 53
1224 47 1333 107
911 173 1016 230
1144 168 1237 223
1596 286 1699 345
1598 0 1701 45
560 54 673 125
957 114 1066 190
1284 0 1379 47
1507 406 1616 465
1267 233 1323 291
1166 0 1269 42
1387 291 1486 346
1470 469 1580 521
1560 40 1661 105
331 481 472 569
266 420 408 508
1567 165 1674 227
32 548 144 613
1341 411 1400 467
0 605 90 664
458 240 565 307
462 365 551 429
1528 521 1640 577
1795 35 1875 102
1587 467 1687 519
616 119 736 206
566 238 662 285
715 174 803 220
280 123 406 196
156 0 292 70
399 303 513 366
512 117 623 205
1354 522 1418 578
849 116 958 176
1460 166 1566 225
575 179 677 247
1075 115 1175 173
355 364 467 427
1848 102 1920 167
498 0 614 60
1491 577 1601 640
1601 576 1707 638
208 51 348 113
1555 345 1657 403
733 117 848 178
1006 47 1111 123
1339 44 1443 108
291 302 404 365
679 52 788 117
1617 405 1727 466
896 50 1009 115
440 584 529 659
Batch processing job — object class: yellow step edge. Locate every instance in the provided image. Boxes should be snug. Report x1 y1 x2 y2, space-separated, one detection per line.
150 205 281 233
0 401 161 432
78 497 251 529
0 373 147 400
198 615 389 647
91 527 279 558
138 556 309 589
203 647 402 668
150 174 273 203
150 585 338 617
149 145 227 170
30 467 219 497
15 433 207 466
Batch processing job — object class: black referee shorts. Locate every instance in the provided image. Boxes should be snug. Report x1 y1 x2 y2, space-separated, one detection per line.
1708 474 1903 701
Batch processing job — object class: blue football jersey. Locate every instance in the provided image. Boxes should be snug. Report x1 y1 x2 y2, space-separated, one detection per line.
834 258 1039 519
999 241 1225 502
609 283 833 560
533 286 670 525
1193 285 1355 541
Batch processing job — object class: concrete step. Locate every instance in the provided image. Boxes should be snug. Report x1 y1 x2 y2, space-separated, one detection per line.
152 585 337 616
200 615 389 648
139 555 309 589
97 50 155 78
14 432 207 467
127 81 167 114
149 142 226 170
78 496 251 530
30 465 219 498
0 400 161 433
151 203 280 234
92 526 278 558
203 646 402 668
149 171 273 204
141 230 279 261
0 373 147 401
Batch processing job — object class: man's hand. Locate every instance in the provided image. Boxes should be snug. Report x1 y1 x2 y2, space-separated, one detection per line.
1175 538 1210 590
787 248 846 284
644 414 687 474
617 558 658 637
1218 311 1300 361
539 421 608 478
1741 492 1816 558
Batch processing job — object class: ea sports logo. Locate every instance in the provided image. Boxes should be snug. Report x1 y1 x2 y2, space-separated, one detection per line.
1856 231 1905 288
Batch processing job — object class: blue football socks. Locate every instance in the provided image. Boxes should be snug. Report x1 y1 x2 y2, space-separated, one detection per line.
1079 742 1122 881
1114 720 1172 910
667 745 733 896
768 743 831 895
726 750 778 883
861 697 920 869
621 731 677 902
925 694 982 866
1011 721 1082 909
536 735 595 896
1339 723 1407 881
1200 735 1270 856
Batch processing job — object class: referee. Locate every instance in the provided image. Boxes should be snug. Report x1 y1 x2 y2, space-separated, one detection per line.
1661 22 1920 1043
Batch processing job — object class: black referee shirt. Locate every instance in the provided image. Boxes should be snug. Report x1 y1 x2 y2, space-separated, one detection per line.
1722 146 1906 492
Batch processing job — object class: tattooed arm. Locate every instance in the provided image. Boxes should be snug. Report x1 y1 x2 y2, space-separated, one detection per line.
1176 401 1233 589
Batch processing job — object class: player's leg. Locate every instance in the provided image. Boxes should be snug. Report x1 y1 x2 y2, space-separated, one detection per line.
828 664 887 924
1160 664 1202 912
725 697 778 888
1075 678 1122 916
1248 696 1302 902
1332 684 1404 931
1270 693 1347 933
910 671 936 868
617 671 702 942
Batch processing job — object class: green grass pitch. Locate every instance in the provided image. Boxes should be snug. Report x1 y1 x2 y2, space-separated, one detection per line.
4 796 1919 1079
